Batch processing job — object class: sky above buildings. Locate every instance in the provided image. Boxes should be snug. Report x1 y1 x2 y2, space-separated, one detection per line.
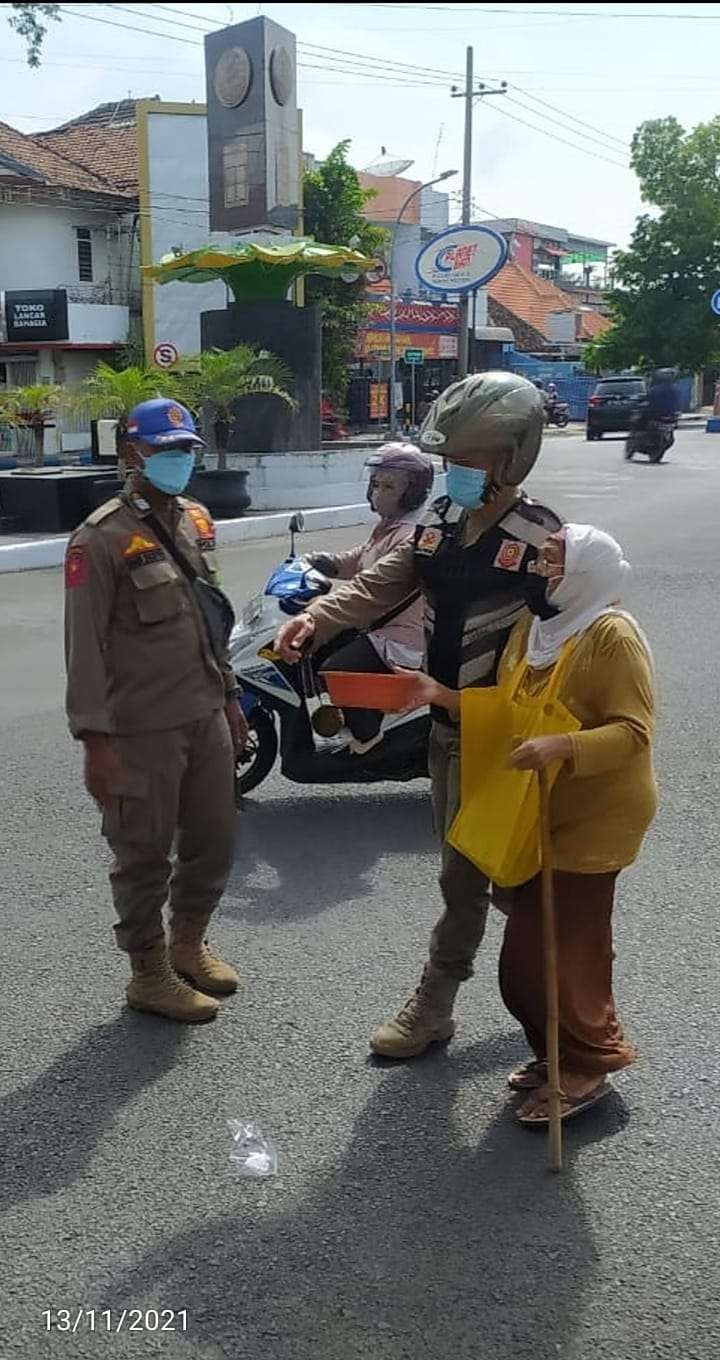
3 2 720 249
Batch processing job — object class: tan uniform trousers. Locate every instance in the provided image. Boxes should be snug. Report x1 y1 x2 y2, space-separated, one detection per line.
428 721 492 981
101 710 236 954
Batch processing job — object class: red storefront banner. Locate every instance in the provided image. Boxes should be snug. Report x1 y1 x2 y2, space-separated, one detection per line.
365 300 459 331
358 329 458 360
369 382 389 420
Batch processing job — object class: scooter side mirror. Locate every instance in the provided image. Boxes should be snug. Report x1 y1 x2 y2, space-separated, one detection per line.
289 511 305 558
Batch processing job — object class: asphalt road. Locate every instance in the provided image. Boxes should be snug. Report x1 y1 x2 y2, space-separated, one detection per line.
2 431 719 1360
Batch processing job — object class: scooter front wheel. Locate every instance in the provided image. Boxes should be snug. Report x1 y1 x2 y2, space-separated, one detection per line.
236 706 278 802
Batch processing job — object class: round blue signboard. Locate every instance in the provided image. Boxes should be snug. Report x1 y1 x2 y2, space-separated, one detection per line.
415 224 508 295
711 290 720 316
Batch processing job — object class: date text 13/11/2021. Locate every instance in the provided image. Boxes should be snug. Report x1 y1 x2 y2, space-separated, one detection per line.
42 1309 188 1333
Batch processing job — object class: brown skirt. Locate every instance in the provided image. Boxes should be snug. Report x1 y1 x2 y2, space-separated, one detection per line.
499 870 636 1077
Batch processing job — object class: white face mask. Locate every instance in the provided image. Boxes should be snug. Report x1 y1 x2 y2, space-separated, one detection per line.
368 472 407 519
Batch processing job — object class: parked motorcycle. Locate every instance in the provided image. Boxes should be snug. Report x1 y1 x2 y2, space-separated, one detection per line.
624 406 676 463
545 398 570 428
230 514 430 801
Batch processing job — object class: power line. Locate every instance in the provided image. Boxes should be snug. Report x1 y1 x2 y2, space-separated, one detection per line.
504 92 628 157
122 4 465 83
364 2 720 16
109 4 633 158
56 4 633 169
60 7 455 86
57 5 199 46
506 84 629 151
484 99 629 170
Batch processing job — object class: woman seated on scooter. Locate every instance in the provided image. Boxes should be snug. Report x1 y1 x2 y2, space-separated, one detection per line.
308 443 434 754
405 523 657 1125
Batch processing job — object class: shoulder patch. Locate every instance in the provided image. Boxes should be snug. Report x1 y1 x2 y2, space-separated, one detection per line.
86 496 123 527
65 543 89 589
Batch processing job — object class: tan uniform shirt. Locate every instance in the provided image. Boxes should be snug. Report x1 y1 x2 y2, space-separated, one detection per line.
64 489 235 738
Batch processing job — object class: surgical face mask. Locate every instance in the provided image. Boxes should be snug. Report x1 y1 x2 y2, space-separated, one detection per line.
142 448 196 495
368 472 406 519
445 463 487 510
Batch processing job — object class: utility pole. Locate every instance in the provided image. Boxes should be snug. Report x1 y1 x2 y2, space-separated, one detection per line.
388 170 458 436
452 51 506 378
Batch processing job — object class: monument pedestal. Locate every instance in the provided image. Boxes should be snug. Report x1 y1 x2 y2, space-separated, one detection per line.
201 301 321 452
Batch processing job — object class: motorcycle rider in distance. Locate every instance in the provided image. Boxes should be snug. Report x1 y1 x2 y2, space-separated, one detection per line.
307 443 434 754
276 372 562 1059
646 369 678 423
627 369 678 460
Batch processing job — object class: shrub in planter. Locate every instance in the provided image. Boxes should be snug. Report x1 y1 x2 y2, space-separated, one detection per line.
177 345 295 517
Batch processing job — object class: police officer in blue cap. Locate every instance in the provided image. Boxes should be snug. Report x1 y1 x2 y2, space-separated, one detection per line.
65 397 246 1024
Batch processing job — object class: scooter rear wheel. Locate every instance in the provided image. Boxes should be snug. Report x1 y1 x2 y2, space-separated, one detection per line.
236 706 278 802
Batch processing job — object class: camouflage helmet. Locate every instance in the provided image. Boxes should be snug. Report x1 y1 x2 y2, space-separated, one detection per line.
418 371 545 486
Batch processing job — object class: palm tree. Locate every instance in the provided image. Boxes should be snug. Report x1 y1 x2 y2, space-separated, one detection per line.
178 346 295 470
0 384 62 466
70 362 176 430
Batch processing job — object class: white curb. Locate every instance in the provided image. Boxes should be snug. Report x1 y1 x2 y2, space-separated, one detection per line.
0 475 449 574
0 502 374 574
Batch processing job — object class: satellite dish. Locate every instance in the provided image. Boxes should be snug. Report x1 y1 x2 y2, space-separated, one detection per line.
363 146 414 177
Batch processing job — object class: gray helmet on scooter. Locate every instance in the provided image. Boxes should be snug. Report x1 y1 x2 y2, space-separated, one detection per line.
418 371 545 486
364 442 434 512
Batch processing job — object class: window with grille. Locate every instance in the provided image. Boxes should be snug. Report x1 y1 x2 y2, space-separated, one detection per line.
76 227 93 282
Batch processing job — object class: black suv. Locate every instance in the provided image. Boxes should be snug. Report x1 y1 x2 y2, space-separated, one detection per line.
586 376 647 439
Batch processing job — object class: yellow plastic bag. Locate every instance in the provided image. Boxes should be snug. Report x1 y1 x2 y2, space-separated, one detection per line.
447 644 581 888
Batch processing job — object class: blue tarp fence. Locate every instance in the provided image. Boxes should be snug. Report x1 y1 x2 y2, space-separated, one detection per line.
504 350 694 420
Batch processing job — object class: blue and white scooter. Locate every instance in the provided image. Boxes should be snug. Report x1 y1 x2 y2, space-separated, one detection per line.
230 514 430 800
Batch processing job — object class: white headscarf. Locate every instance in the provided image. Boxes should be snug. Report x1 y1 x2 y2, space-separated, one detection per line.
526 523 652 670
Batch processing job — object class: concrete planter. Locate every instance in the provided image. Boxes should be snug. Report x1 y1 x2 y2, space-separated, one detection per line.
189 467 252 519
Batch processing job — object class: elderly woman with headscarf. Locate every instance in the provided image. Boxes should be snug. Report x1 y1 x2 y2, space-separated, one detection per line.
405 523 657 1124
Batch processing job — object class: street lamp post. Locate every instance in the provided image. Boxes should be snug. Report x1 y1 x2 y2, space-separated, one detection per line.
388 169 457 437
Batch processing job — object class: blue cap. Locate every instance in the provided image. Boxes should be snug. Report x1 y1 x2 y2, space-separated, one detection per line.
126 398 205 448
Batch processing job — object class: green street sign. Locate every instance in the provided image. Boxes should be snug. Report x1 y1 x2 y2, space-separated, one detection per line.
404 348 424 365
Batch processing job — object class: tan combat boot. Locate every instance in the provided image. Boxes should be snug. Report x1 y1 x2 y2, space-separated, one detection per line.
369 965 460 1059
126 940 219 1023
169 914 239 996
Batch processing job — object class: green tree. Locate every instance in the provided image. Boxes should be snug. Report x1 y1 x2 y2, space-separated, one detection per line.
587 116 720 374
178 346 295 470
303 142 387 406
7 3 59 67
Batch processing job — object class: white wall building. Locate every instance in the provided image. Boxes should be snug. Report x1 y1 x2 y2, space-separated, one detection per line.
0 116 138 396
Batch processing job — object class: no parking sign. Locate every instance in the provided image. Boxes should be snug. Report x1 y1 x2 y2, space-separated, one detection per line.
153 341 179 368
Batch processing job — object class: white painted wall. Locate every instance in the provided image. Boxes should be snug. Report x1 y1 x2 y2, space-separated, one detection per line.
239 448 446 511
0 203 130 294
145 110 232 359
67 302 129 344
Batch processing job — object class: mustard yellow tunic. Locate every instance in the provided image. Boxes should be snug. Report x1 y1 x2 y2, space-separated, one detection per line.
499 613 657 873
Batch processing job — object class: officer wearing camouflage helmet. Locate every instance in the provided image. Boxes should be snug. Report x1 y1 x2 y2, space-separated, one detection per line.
65 397 246 1026
276 372 561 1058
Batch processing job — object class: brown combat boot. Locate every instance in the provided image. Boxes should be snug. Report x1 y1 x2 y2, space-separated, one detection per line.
369 965 460 1059
126 939 219 1023
169 914 239 996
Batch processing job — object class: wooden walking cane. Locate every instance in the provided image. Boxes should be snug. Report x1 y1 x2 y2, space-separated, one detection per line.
538 767 563 1172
